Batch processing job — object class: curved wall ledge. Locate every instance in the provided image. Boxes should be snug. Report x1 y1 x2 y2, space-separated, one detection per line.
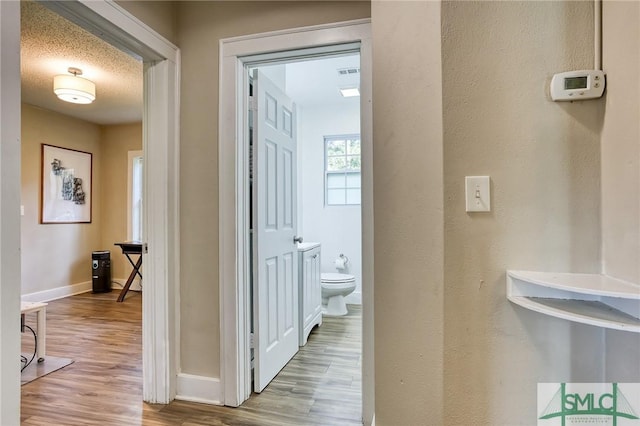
507 270 640 333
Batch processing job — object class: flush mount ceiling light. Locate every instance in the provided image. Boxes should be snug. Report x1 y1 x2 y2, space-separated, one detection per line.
53 67 96 104
339 87 360 98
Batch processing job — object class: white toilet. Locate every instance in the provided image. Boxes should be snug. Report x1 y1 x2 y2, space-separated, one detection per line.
321 272 356 316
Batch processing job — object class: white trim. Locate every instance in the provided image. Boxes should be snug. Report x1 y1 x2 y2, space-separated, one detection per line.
112 277 143 292
176 373 222 405
0 2 23 424
43 1 177 62
219 20 373 418
25 0 180 406
221 18 371 57
141 57 180 404
21 281 93 303
358 27 375 426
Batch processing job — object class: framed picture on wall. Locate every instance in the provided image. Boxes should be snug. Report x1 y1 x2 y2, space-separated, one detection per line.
40 144 92 224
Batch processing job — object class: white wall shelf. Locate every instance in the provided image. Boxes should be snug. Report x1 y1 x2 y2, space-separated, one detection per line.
507 270 640 333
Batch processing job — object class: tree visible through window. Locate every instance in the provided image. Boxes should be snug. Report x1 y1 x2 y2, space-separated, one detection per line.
325 135 361 205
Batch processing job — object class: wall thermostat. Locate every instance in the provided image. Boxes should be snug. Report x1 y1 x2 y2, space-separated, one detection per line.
550 70 605 101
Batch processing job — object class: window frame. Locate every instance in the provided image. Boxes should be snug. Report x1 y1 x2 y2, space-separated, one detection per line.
127 150 143 241
324 134 361 206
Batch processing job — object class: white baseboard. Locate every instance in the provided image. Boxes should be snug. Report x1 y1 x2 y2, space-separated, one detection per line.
176 373 222 405
112 277 142 292
346 290 362 305
21 280 93 303
21 277 142 303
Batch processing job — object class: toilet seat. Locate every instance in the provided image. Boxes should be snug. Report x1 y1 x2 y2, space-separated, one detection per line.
321 272 355 283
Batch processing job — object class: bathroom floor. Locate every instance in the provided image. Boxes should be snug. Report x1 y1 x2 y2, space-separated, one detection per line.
241 305 363 425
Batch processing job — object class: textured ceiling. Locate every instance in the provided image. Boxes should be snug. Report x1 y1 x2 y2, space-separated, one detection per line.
21 1 142 125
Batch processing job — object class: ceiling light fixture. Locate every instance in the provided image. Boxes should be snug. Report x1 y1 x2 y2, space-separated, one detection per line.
339 87 360 98
53 67 96 104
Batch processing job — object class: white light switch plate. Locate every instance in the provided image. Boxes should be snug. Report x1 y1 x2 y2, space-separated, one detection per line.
465 176 490 212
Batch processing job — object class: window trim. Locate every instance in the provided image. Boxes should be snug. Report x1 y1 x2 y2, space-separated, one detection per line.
324 134 361 206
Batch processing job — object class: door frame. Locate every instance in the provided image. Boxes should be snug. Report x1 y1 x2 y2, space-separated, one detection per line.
44 1 181 404
218 20 373 421
0 3 179 422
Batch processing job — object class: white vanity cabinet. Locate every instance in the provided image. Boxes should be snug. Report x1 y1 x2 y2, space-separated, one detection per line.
298 242 322 346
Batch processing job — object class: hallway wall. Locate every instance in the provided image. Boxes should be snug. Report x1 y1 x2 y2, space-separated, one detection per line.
600 0 640 385
441 2 603 423
175 0 371 379
372 1 444 423
108 1 640 424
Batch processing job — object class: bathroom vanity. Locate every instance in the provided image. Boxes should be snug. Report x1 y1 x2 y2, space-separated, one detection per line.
298 242 323 346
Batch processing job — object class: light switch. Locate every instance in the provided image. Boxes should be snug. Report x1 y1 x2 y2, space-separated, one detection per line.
20 205 24 216
465 176 490 212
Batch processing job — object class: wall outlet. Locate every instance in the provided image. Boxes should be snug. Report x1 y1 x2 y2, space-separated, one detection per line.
465 176 490 212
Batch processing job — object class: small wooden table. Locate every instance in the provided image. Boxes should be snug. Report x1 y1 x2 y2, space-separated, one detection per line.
21 301 47 363
114 241 143 302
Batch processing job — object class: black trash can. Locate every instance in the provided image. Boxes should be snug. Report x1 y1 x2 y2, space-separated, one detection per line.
92 251 112 293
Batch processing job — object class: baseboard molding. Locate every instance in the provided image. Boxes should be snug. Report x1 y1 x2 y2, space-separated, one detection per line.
175 373 222 405
112 278 142 292
21 280 93 303
21 277 143 303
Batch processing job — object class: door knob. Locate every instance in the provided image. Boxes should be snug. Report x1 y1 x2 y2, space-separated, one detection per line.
293 236 303 244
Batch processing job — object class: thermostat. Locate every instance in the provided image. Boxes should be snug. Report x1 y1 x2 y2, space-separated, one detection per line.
550 70 605 101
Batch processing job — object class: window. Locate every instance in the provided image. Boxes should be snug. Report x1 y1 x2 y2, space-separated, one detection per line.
325 135 361 205
127 151 143 241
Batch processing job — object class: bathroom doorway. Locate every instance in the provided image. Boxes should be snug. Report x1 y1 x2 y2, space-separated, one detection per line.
249 53 363 393
218 21 373 421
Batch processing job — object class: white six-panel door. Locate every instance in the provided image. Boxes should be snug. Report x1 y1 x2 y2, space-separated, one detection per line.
252 70 299 392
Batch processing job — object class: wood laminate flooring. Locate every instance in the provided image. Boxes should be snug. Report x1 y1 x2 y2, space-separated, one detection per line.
21 291 362 425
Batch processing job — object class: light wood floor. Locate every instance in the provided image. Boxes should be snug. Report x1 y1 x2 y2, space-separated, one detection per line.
21 291 362 425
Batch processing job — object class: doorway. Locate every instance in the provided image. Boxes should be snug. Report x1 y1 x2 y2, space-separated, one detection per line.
0 2 179 423
37 0 180 404
218 19 373 423
250 53 363 393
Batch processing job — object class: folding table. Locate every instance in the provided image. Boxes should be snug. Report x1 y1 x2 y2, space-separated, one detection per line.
114 241 143 302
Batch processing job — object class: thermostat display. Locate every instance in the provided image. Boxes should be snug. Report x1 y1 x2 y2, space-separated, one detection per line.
564 76 587 90
550 70 605 101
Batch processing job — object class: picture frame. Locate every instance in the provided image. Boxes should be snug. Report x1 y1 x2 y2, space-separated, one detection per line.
40 144 92 224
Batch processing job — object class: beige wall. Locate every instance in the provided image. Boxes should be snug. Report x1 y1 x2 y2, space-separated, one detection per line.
372 1 443 424
98 1 640 423
21 104 103 294
175 1 371 378
442 2 605 423
115 1 178 45
601 1 639 284
601 1 640 384
21 105 141 296
100 123 143 281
